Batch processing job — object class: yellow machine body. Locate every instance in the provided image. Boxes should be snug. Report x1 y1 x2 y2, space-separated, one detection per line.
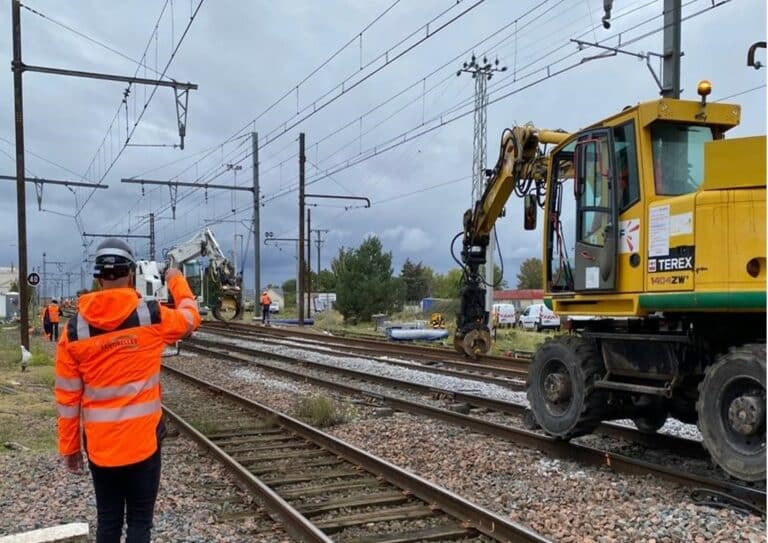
540 99 766 318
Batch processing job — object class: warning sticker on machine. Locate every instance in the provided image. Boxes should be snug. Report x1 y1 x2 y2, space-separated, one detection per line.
648 245 695 273
648 205 670 257
619 219 640 254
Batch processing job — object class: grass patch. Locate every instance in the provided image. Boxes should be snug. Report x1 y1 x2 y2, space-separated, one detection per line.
294 394 352 428
491 327 554 354
0 325 59 453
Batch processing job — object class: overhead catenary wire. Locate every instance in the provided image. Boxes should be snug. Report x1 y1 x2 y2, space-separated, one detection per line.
107 0 490 243
260 0 729 205
18 2 167 78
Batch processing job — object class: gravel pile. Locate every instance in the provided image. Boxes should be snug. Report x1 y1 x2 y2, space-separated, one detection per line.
167 351 766 541
0 430 294 542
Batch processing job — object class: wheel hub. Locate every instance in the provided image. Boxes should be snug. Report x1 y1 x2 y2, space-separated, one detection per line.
543 372 571 403
727 395 765 436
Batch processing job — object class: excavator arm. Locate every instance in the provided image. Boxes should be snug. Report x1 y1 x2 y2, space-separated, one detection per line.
454 124 570 357
137 227 244 321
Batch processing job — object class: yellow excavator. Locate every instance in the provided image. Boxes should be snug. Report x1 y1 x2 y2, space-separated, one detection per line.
453 81 766 481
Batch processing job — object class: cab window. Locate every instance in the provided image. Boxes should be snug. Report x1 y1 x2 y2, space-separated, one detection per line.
577 133 612 247
613 121 640 210
651 123 713 195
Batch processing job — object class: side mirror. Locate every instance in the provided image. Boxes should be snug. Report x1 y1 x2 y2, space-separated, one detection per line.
523 194 537 230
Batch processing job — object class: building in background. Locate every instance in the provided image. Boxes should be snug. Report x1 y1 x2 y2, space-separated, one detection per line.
0 267 18 295
492 289 544 311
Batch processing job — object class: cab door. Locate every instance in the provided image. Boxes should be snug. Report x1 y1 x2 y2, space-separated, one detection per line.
573 129 618 291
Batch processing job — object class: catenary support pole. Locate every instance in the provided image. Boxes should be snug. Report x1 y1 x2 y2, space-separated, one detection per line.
662 0 682 98
252 132 260 309
307 208 311 319
149 213 156 260
298 133 306 326
12 0 29 350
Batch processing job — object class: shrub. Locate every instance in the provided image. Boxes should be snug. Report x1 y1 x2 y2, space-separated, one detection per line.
294 394 351 428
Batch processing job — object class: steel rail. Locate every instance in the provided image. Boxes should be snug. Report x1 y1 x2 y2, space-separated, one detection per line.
180 339 765 513
187 335 704 457
201 320 532 369
200 326 528 387
162 364 550 543
162 404 333 543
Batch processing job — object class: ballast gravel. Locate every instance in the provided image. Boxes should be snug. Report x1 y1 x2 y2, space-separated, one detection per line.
167 349 766 542
196 331 704 440
0 430 294 542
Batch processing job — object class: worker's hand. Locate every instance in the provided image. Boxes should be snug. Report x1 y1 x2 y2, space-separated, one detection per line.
64 452 84 474
165 268 183 282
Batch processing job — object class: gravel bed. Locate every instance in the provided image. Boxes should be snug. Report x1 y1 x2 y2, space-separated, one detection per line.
166 351 765 541
196 332 706 442
0 429 293 542
184 339 726 488
194 331 529 403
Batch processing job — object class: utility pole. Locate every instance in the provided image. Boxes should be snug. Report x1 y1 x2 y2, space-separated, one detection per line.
458 54 507 323
662 0 682 98
12 0 29 349
314 228 329 288
298 133 306 326
10 0 194 350
149 213 156 260
306 208 311 319
252 132 260 301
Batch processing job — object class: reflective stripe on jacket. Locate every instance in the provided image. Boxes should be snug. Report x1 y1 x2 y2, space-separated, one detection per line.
47 304 60 323
54 274 201 467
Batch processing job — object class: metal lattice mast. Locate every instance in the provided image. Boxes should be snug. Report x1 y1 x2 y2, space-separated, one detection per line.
458 55 507 317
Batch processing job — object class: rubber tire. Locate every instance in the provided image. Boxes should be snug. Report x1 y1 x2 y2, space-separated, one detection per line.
527 336 606 438
697 344 766 482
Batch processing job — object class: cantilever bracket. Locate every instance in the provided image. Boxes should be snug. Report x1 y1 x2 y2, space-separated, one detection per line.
169 182 179 220
33 179 43 210
175 88 190 150
572 38 679 95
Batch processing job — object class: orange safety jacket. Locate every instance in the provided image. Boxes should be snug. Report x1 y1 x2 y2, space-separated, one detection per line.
260 293 271 306
54 275 201 467
47 304 60 323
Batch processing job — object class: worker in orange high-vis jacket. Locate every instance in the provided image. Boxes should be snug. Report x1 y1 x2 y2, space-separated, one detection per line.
260 290 272 325
54 238 200 543
45 299 60 341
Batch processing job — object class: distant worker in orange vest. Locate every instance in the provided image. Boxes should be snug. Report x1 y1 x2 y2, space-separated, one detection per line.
54 238 201 543
45 299 60 341
260 290 272 325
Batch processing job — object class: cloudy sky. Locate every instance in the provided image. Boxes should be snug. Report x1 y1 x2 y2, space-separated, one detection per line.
0 0 765 296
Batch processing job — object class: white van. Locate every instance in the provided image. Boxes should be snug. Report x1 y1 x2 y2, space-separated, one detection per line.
492 303 517 328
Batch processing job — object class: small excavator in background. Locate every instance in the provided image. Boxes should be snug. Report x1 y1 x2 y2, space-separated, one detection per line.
453 80 766 482
135 227 243 321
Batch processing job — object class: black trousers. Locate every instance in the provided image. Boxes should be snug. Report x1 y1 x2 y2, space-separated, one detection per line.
262 304 270 322
89 448 161 543
50 322 59 341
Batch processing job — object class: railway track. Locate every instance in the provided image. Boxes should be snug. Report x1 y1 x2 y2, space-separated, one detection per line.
200 325 527 389
161 363 548 542
180 335 766 515
201 321 531 371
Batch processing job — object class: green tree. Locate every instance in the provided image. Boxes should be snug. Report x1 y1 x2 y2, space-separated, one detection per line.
315 269 336 292
516 257 543 289
432 268 464 299
9 280 18 293
400 258 433 302
333 236 401 322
